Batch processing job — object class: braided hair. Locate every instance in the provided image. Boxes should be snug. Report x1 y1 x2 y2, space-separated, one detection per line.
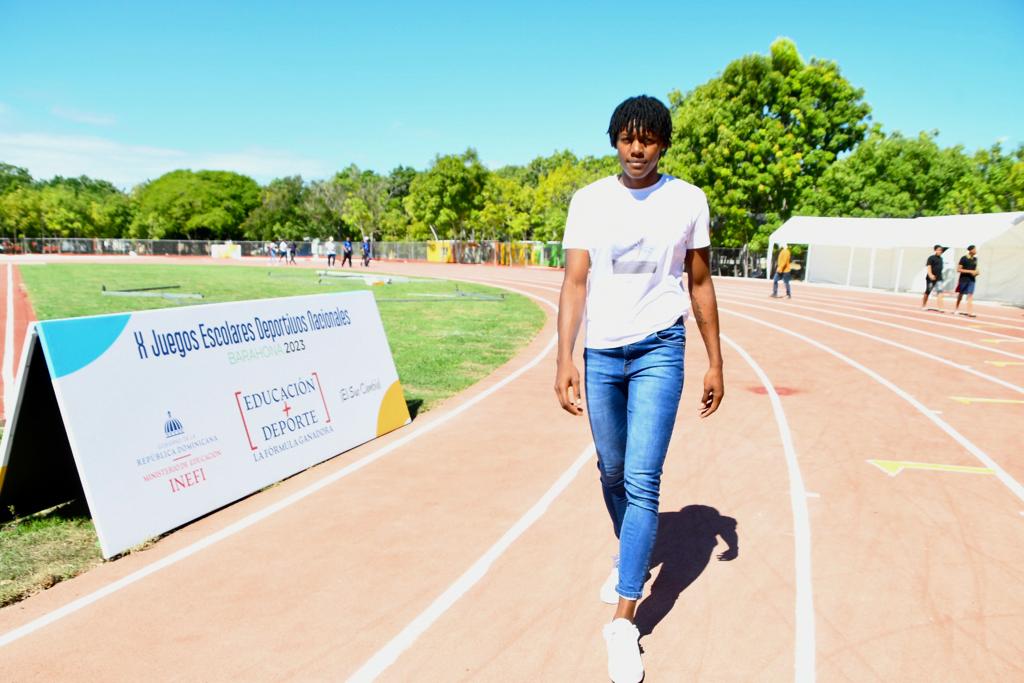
606 95 672 148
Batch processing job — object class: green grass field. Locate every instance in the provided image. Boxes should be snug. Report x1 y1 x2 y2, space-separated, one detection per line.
1 262 546 607
19 263 545 410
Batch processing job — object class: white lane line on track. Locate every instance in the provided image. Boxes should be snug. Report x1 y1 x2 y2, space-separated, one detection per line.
719 280 1024 330
748 293 1024 341
0 283 560 649
346 443 596 682
3 264 14 420
720 291 1024 361
372 274 819 683
717 296 1024 396
721 308 1024 505
721 334 816 683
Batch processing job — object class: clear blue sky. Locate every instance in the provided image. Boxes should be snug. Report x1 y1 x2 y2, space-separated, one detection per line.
1 0 1021 187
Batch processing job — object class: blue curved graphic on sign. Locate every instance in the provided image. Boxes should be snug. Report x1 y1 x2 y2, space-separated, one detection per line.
38 314 132 378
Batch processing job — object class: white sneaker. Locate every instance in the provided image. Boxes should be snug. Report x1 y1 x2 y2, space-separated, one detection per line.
600 566 619 604
603 618 643 683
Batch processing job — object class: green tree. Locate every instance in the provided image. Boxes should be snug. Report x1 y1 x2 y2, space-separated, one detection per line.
1011 148 1024 210
0 175 134 238
0 163 33 195
241 175 305 241
376 166 416 240
88 189 134 238
385 165 418 201
663 37 871 248
940 143 1024 214
518 149 581 187
524 151 615 241
531 158 590 242
476 174 533 241
0 187 42 237
797 130 974 218
38 184 89 237
131 170 259 239
51 176 134 237
336 165 389 239
300 178 348 239
404 149 487 239
341 195 374 238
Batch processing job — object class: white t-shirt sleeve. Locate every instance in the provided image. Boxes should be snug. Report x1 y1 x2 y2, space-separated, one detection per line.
685 191 711 250
561 192 590 250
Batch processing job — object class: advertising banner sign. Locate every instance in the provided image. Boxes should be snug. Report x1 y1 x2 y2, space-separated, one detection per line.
211 243 242 259
0 291 410 557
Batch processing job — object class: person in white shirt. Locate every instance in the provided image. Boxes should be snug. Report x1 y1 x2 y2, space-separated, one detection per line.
555 95 724 683
325 237 337 267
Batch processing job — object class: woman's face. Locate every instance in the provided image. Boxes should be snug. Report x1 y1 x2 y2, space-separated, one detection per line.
615 127 664 188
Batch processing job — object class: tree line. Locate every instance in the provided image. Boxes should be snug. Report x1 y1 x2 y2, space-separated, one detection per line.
2 39 1021 250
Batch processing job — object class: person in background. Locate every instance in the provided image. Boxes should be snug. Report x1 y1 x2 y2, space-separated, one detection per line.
325 237 337 267
361 236 371 267
922 244 946 312
955 244 979 318
289 240 297 265
342 237 354 267
266 240 275 263
770 243 792 299
278 239 288 264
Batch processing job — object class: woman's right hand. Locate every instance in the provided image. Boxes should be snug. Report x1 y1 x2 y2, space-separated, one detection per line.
554 360 583 416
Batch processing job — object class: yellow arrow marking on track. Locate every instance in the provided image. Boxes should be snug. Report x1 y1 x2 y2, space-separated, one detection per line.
985 361 1024 367
981 338 1024 344
949 396 1024 405
868 459 993 477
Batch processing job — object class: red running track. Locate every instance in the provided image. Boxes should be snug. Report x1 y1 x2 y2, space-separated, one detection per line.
0 256 1022 681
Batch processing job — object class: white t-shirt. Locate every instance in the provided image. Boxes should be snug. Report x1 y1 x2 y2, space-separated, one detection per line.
562 174 711 349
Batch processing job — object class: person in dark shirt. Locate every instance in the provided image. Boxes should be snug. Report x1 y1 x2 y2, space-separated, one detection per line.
921 244 947 312
955 244 979 317
342 238 353 267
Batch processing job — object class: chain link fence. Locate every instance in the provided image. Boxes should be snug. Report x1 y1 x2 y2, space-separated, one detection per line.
0 237 264 257
710 247 768 278
0 237 781 278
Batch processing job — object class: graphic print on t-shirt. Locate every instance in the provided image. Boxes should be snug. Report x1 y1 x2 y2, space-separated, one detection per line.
611 238 659 275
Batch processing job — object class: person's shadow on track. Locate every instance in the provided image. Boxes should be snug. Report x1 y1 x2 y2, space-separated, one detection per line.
634 504 738 638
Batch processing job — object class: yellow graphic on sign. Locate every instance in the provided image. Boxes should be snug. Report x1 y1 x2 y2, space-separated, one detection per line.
377 380 411 437
868 459 993 477
949 396 1024 406
426 241 454 263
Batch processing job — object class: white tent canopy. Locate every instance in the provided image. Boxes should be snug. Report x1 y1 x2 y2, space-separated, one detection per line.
767 213 1024 304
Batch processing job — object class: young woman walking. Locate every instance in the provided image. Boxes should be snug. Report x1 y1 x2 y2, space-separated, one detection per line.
554 95 724 683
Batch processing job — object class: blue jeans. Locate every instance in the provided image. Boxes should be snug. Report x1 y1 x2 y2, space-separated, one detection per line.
772 271 791 296
584 321 685 600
